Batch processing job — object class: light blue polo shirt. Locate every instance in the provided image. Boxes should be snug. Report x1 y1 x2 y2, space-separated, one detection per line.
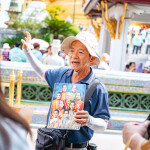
45 67 110 144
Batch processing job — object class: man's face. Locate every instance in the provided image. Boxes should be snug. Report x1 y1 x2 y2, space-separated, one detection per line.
59 101 64 109
70 102 75 110
56 93 61 100
62 85 67 92
54 111 59 118
64 111 69 118
66 93 71 100
68 40 91 72
72 85 77 93
76 93 81 101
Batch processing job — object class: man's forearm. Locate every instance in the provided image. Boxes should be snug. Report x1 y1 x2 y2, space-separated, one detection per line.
23 48 47 78
86 115 107 132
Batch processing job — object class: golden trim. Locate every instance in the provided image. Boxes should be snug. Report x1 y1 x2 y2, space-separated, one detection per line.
118 3 127 39
89 73 94 84
101 0 117 39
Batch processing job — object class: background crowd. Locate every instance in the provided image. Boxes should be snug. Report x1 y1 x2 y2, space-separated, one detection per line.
1 26 150 74
126 27 150 55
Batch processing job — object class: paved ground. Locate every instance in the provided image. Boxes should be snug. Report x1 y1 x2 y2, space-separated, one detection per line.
27 128 125 150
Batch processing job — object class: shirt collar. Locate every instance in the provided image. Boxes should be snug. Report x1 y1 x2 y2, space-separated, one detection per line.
65 68 95 85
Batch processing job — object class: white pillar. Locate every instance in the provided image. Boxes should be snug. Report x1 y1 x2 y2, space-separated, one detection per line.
97 23 110 57
109 18 131 71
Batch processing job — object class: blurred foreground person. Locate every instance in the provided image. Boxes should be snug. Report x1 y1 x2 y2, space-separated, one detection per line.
9 41 26 62
2 43 10 61
123 121 150 150
0 84 31 150
98 53 110 70
21 31 110 150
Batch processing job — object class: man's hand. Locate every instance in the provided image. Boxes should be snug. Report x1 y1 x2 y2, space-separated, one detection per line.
21 32 32 49
122 121 150 149
74 110 89 127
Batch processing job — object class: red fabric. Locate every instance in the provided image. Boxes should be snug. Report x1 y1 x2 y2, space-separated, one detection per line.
108 0 150 4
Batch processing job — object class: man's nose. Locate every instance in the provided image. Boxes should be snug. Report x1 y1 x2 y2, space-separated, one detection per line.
72 51 79 58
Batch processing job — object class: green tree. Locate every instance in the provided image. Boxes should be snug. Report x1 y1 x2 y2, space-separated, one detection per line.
40 17 80 39
2 12 45 46
7 13 42 38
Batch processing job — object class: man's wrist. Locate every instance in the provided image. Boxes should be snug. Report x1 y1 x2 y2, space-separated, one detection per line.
130 134 148 149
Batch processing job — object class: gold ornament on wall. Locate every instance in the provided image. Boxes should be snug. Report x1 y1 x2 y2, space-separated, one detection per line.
101 0 117 39
49 0 56 2
100 0 127 39
91 20 101 40
118 2 127 39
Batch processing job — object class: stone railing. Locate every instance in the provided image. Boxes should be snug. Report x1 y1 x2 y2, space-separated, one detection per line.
1 61 150 112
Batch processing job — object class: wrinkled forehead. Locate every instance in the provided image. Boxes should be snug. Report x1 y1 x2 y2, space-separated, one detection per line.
71 40 89 52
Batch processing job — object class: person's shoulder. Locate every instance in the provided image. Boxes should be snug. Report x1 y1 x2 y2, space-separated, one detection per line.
46 66 71 75
0 117 27 142
2 117 26 133
58 66 72 73
95 79 107 94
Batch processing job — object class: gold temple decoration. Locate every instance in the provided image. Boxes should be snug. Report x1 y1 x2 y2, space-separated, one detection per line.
9 71 16 107
118 2 127 39
91 20 101 40
16 69 23 108
49 0 56 2
101 0 117 39
100 0 127 39
1 70 23 108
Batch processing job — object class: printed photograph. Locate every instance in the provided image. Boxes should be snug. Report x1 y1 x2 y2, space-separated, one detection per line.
48 83 86 130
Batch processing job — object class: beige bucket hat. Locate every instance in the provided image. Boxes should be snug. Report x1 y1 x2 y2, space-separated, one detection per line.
61 31 100 66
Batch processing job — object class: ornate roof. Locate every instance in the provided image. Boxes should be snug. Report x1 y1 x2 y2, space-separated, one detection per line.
82 0 150 18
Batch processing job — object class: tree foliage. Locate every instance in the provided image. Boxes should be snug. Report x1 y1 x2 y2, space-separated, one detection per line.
7 13 42 38
40 17 80 39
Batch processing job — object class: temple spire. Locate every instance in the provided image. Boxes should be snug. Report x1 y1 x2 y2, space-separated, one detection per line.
8 0 20 13
7 0 21 25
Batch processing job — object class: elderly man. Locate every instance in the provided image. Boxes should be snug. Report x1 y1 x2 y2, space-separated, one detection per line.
21 31 110 150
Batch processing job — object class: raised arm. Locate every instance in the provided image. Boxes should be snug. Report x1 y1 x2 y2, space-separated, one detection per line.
21 32 48 78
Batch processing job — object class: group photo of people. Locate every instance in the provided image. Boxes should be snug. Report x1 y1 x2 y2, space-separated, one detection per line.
48 84 85 130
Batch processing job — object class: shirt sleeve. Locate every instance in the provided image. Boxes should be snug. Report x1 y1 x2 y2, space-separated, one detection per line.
90 83 110 121
45 68 61 89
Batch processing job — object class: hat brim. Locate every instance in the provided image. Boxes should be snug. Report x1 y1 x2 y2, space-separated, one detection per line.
61 36 100 66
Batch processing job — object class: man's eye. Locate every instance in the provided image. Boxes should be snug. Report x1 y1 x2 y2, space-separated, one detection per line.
79 52 83 54
69 49 74 52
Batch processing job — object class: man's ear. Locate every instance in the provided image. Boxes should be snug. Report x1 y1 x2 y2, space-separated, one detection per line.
90 56 96 63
